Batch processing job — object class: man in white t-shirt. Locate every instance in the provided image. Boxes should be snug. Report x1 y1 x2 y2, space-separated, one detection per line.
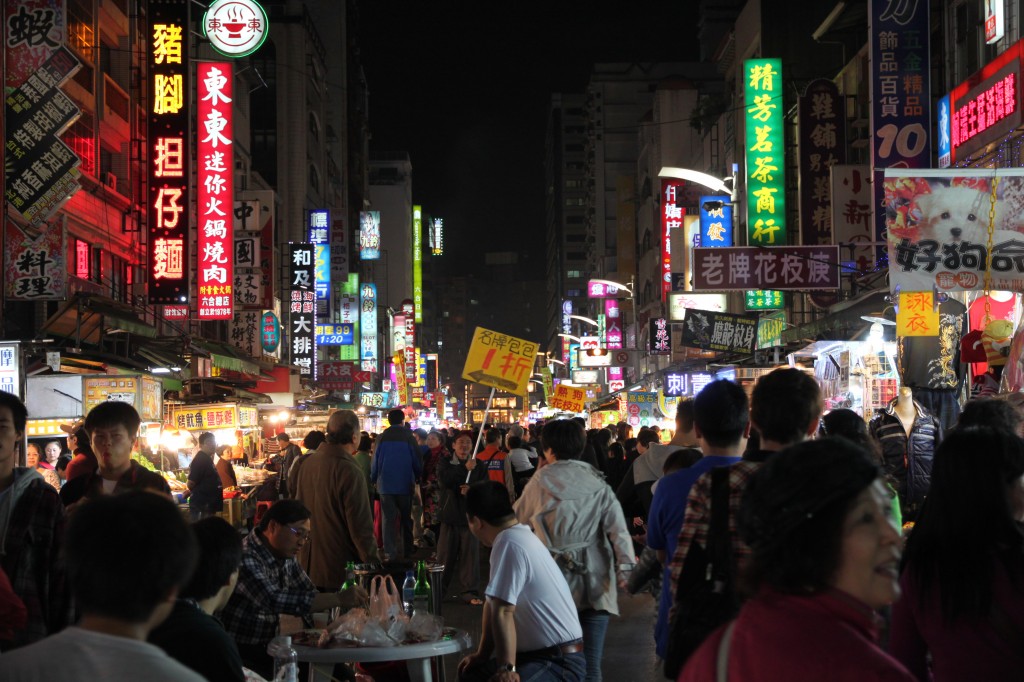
458 481 585 682
0 492 205 682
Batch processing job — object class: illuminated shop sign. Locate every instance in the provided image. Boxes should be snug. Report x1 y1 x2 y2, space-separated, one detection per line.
744 58 786 246
203 0 269 58
359 211 380 260
661 181 684 300
148 0 189 304
430 217 444 256
360 283 378 374
402 299 416 381
197 62 234 319
288 244 315 377
413 205 423 323
699 196 732 247
950 55 1020 161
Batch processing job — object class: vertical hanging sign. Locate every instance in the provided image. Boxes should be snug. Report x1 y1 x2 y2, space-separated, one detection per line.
661 181 684 301
798 78 845 246
412 205 423 323
744 58 786 246
288 243 315 378
197 61 234 319
360 283 378 374
148 0 189 304
307 209 330 317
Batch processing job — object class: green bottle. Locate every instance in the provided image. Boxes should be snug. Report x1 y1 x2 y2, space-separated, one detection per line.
339 561 356 592
413 560 431 614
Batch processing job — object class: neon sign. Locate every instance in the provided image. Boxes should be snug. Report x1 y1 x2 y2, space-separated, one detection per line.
661 180 684 301
197 62 234 319
744 58 786 246
203 0 269 58
412 205 423 323
148 1 189 304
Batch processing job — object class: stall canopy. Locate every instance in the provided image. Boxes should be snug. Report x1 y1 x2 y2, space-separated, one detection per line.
40 292 158 345
781 291 888 345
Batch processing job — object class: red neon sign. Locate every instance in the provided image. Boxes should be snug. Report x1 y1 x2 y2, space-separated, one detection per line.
196 62 234 320
949 38 1024 162
662 180 685 302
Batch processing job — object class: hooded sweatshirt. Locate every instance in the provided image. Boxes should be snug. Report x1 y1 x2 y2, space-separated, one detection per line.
513 459 634 614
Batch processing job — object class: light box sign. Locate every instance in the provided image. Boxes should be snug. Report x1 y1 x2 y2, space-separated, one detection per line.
587 280 626 298
662 180 685 300
430 217 443 256
288 243 315 377
692 246 841 290
798 79 845 246
339 274 359 362
360 283 378 374
668 293 728 322
197 62 234 320
986 0 1005 44
5 219 67 300
579 349 611 368
649 318 671 354
147 0 189 304
308 210 329 307
937 95 951 168
203 0 269 58
744 290 784 310
413 205 423 323
744 58 786 246
0 343 20 398
315 323 354 345
664 372 714 398
359 211 380 260
699 196 732 247
261 310 280 353
572 370 600 385
605 298 623 386
830 165 875 274
402 299 416 380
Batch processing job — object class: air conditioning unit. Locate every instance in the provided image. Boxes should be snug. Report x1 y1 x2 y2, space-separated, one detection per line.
102 172 117 191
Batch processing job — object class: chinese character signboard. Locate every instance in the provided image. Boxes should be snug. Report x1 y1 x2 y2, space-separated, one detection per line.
947 41 1022 165
757 311 787 349
605 298 624 387
549 383 586 413
699 196 732 247
462 327 538 394
83 376 140 414
693 246 841 290
5 0 66 88
202 0 268 58
402 299 416 381
799 79 845 245
869 0 930 249
587 280 626 298
339 274 359 362
261 310 280 353
197 62 233 319
744 58 786 246
744 289 784 310
315 323 354 345
170 404 238 430
883 169 1024 293
288 244 315 377
360 283 378 374
664 373 690 397
228 309 260 357
649 318 671 354
986 0 1005 44
831 165 875 275
413 206 423 322
359 211 380 260
430 217 444 256
667 292 728 321
937 95 952 168
4 218 66 299
626 391 658 427
0 343 20 398
148 1 189 304
330 216 348 294
896 291 939 336
662 180 684 300
680 310 758 355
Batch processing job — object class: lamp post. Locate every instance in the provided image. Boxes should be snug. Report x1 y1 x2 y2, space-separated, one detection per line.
587 277 639 386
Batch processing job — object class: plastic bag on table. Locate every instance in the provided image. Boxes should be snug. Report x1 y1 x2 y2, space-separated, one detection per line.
328 609 369 644
368 575 402 622
407 611 444 642
360 618 399 647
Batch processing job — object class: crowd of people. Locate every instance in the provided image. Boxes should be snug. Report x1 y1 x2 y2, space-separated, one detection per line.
1 368 1023 681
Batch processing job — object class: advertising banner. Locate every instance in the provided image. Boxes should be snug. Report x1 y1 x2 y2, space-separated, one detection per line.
5 0 67 88
148 1 189 304
308 210 329 312
197 62 234 319
83 376 139 413
744 58 786 246
319 362 370 390
663 371 714 398
330 215 348 293
798 78 845 245
5 217 66 299
430 217 444 255
896 291 939 336
698 196 732 247
679 310 758 354
626 391 658 428
339 274 359 361
359 211 381 260
413 205 423 323
869 0 931 249
288 244 315 377
884 169 1024 293
315 323 354 345
661 180 685 300
170 404 238 430
605 298 624 389
757 311 787 349
692 246 841 290
462 327 538 394
744 290 784 310
402 299 416 381
360 283 378 373
649 318 671 354
667 292 727 321
549 384 586 414
831 165 875 274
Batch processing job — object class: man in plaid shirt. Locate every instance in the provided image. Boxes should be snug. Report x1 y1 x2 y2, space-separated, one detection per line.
667 369 823 606
221 499 364 678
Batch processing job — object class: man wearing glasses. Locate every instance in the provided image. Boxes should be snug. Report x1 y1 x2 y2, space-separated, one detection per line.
220 499 364 678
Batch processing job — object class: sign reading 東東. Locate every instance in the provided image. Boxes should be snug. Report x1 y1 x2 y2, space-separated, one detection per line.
744 58 786 246
197 62 234 319
699 196 732 247
549 384 586 413
288 244 315 377
798 79 845 246
662 181 685 300
462 327 538 395
148 2 189 304
203 0 269 58
359 211 380 260
692 246 841 290
884 169 1024 293
896 291 939 337
680 310 758 355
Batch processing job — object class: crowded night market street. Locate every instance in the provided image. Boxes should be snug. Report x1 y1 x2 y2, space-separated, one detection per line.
2 0 1024 680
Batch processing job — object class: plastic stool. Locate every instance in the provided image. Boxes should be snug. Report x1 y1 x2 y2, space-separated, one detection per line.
254 501 272 527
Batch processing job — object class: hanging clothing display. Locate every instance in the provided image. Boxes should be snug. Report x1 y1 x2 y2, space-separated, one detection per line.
967 293 1016 378
897 297 967 431
868 398 941 523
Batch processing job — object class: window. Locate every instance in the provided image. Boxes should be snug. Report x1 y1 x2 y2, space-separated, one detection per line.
309 164 320 194
566 288 583 297
567 251 585 261
567 270 582 279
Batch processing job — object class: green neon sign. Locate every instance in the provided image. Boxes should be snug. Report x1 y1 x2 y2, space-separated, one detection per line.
744 58 786 246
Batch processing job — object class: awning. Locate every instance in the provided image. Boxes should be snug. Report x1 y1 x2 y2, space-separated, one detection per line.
189 339 263 375
39 292 158 345
781 290 888 345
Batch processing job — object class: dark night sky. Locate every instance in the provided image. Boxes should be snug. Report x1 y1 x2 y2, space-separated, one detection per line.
358 2 701 277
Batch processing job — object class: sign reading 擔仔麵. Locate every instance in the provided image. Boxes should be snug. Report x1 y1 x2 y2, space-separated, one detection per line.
462 327 538 395
549 384 586 414
692 246 841 290
679 310 758 355
884 169 1024 293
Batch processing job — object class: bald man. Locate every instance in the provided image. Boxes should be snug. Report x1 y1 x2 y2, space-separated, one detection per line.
291 410 379 589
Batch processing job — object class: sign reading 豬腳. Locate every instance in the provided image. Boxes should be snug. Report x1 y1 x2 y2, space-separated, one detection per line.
359 211 380 260
699 196 732 247
197 62 234 320
288 244 315 377
869 0 931 250
413 206 423 323
662 181 685 300
798 79 845 246
693 246 841 290
148 2 189 305
744 58 786 246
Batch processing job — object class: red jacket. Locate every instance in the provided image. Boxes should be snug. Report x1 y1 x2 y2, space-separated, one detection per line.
679 588 914 682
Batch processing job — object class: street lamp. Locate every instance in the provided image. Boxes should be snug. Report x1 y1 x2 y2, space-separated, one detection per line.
658 165 739 202
567 314 600 328
558 333 581 342
587 276 640 384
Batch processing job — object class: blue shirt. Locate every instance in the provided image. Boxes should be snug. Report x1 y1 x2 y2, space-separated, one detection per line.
646 454 741 658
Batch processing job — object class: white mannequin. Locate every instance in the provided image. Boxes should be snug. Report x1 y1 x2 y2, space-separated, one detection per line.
894 386 917 436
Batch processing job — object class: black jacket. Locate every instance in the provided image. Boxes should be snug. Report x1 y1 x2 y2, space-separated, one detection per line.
149 599 245 682
437 454 486 526
869 400 941 522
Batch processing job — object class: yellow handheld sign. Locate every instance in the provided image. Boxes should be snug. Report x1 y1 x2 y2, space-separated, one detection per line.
462 327 539 395
549 384 587 413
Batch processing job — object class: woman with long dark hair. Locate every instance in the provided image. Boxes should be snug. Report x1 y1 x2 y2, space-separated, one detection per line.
889 427 1024 680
